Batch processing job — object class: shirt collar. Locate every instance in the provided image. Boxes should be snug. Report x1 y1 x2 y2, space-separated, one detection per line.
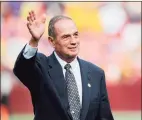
54 51 78 70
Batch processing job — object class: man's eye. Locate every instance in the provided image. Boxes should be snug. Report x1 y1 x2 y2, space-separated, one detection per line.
63 35 69 39
74 33 78 37
64 36 68 38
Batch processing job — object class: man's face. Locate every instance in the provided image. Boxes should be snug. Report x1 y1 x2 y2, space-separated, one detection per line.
52 19 80 60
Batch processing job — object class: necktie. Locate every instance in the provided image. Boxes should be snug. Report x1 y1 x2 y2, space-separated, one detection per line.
64 63 81 120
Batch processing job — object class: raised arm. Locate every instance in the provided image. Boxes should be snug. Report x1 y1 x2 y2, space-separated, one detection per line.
13 11 47 91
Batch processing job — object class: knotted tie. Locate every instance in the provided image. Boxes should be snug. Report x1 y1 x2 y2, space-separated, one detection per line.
64 63 81 120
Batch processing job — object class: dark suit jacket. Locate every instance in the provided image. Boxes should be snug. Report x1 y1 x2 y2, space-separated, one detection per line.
13 46 114 120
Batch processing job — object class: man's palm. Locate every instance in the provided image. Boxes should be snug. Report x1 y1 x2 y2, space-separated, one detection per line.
27 11 46 41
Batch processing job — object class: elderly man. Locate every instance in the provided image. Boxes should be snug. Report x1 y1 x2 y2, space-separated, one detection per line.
13 10 114 120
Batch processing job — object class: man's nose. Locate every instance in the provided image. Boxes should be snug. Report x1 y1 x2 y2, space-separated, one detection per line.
70 37 77 44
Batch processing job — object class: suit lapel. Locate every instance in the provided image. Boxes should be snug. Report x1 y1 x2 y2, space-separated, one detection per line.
78 58 91 120
47 53 72 119
48 54 67 102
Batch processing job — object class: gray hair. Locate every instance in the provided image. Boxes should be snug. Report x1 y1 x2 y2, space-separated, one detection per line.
48 15 72 39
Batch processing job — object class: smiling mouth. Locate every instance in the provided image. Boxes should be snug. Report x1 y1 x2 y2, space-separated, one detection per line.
68 46 77 49
69 47 76 49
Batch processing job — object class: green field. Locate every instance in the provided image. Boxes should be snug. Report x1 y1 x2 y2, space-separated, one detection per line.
10 111 141 120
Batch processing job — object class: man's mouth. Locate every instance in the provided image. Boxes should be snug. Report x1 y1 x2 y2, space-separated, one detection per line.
68 46 78 49
69 47 76 49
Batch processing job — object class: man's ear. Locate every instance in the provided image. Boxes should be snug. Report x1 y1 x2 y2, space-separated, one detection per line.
48 36 55 48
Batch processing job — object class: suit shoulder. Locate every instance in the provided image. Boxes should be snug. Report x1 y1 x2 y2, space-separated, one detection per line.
36 52 49 62
81 59 104 74
37 52 46 58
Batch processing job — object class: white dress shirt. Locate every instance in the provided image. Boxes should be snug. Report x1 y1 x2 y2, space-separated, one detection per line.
23 43 82 105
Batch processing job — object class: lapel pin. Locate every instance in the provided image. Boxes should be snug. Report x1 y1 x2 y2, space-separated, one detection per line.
88 83 91 87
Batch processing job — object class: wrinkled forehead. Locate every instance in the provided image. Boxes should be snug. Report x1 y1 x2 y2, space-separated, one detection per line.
54 19 78 36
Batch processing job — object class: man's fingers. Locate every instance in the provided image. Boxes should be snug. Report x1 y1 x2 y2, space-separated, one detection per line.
27 15 32 25
29 11 34 22
27 22 31 29
31 10 36 20
28 10 46 24
27 10 36 25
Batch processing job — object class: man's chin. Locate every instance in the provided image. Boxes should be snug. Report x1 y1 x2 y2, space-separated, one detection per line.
67 53 78 59
63 53 78 62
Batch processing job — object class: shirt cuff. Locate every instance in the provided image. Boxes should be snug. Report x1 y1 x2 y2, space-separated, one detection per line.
23 43 38 59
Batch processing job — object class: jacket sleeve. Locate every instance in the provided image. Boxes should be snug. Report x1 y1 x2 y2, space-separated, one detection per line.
13 45 44 92
97 70 114 120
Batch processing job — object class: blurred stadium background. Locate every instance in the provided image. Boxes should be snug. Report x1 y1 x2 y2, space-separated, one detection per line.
1 1 141 120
